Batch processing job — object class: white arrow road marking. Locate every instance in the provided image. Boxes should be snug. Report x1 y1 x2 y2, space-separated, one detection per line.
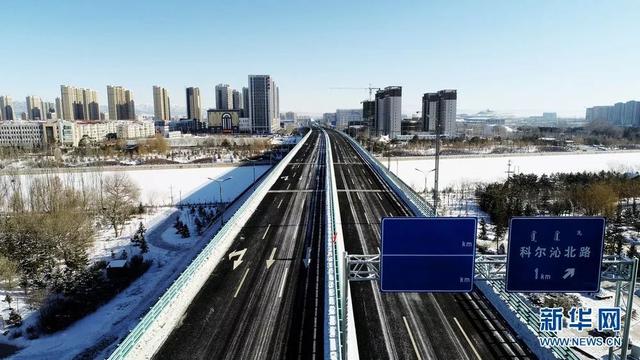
304 246 312 268
563 268 576 279
228 248 247 270
234 268 250 298
266 247 277 269
262 224 271 240
278 266 289 298
402 316 422 360
453 317 482 360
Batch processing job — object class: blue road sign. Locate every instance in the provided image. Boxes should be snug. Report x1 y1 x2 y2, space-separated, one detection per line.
380 217 477 292
506 217 606 293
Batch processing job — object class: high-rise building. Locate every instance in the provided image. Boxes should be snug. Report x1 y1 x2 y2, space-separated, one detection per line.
335 109 363 130
585 100 640 127
242 87 249 117
0 96 13 121
186 87 202 120
107 85 135 120
362 100 376 134
422 90 457 137
61 85 100 121
215 84 233 110
248 75 279 134
42 101 56 120
232 89 243 111
153 86 171 121
374 86 402 138
55 97 63 120
26 96 44 120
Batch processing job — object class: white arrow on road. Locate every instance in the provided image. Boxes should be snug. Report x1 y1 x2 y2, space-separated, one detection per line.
563 268 576 279
228 248 247 270
266 247 277 269
303 246 312 268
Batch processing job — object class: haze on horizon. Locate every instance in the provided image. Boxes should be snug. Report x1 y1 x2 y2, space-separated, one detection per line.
2 0 639 117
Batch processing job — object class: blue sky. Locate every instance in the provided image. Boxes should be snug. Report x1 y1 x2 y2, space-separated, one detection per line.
2 0 639 116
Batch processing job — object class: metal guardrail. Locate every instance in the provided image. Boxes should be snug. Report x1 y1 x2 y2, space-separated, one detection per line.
108 131 311 359
324 130 344 360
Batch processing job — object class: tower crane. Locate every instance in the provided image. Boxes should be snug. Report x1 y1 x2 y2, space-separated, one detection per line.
328 84 381 101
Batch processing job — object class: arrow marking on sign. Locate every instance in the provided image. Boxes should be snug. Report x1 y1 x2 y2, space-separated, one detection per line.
266 247 277 269
563 268 575 279
228 248 247 270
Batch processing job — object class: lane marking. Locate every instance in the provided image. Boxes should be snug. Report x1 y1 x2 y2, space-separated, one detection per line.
234 267 250 298
454 317 482 360
262 224 271 240
277 198 284 209
403 316 422 360
228 248 247 269
376 193 383 201
286 183 291 190
278 266 289 298
266 247 277 269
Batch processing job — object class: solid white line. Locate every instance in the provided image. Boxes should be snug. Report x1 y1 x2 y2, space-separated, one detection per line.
234 267 250 298
278 266 289 298
262 224 271 240
454 317 482 360
277 199 284 209
403 316 422 360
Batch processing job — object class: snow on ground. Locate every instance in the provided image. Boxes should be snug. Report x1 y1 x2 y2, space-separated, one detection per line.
384 151 640 192
0 164 270 206
0 163 271 359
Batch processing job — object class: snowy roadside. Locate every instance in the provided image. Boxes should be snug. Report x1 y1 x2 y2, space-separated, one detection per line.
0 164 271 359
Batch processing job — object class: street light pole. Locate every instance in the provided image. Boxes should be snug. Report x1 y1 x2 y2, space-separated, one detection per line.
208 176 232 224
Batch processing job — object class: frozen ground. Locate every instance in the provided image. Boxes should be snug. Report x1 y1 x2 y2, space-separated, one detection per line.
0 164 270 206
384 151 640 192
0 164 271 359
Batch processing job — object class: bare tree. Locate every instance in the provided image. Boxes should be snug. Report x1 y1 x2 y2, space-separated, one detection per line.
101 173 140 237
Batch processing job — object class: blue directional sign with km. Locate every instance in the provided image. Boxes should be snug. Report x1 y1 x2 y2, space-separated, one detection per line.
380 217 477 292
506 217 606 293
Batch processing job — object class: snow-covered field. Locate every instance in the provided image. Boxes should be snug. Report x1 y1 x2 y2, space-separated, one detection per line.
0 164 270 206
385 151 640 191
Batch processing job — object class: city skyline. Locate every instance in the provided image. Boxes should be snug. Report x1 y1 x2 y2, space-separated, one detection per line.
1 1 640 116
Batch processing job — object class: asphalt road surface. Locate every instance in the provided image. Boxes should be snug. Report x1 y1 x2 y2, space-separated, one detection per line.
327 129 535 360
156 129 326 360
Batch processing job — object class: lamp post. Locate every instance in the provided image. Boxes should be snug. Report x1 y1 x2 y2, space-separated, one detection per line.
208 176 232 224
414 168 436 199
246 159 257 189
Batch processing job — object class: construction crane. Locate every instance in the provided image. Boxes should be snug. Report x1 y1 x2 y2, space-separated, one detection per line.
329 84 381 100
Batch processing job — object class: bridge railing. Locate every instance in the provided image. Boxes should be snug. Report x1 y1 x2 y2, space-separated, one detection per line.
107 131 311 360
324 130 344 360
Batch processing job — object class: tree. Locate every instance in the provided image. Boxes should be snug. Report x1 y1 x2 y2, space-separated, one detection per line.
0 256 18 309
479 218 489 241
131 222 148 254
101 173 140 237
494 223 505 252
